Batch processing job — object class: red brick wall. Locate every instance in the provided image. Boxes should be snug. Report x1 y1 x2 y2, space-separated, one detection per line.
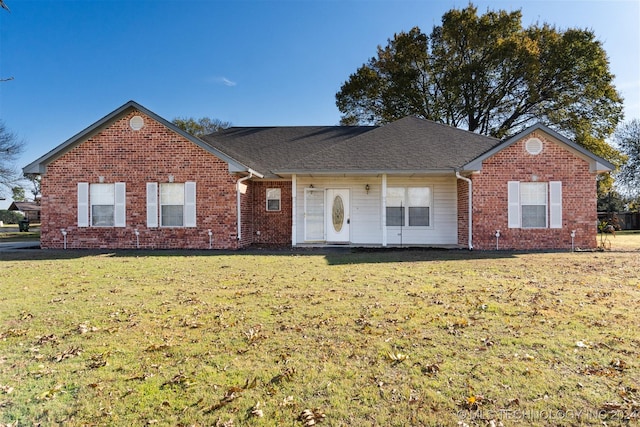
40 110 243 249
250 181 292 246
465 130 599 250
457 178 469 248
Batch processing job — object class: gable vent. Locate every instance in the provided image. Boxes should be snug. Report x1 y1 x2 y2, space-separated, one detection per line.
130 116 144 131
525 137 543 155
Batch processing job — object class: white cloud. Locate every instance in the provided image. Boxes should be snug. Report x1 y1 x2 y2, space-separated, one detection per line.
207 76 237 87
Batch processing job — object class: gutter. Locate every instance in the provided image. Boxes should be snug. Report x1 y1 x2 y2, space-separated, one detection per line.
236 168 263 242
455 171 473 250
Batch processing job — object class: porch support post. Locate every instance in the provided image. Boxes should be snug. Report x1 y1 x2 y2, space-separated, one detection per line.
381 173 387 247
291 174 297 246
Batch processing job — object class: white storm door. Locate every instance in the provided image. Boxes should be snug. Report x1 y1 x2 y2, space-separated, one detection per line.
326 189 350 243
304 188 325 241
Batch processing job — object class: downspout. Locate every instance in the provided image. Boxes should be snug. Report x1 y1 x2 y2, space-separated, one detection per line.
455 171 473 250
236 169 263 242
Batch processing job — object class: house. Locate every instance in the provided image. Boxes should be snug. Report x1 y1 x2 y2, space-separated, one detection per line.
8 201 41 222
23 100 613 250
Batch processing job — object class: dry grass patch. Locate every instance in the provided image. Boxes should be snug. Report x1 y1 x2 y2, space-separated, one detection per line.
0 247 638 426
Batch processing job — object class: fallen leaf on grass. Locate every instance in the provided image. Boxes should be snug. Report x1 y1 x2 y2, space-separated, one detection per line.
35 334 58 345
87 353 109 369
0 385 14 394
248 401 264 418
0 329 29 339
205 391 240 413
270 367 296 385
145 343 171 352
77 323 99 334
39 384 64 400
54 346 82 362
385 351 408 364
161 373 196 389
420 363 440 376
203 378 257 413
298 408 326 426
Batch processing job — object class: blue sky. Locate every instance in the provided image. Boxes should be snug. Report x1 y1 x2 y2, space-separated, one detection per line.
1 0 639 208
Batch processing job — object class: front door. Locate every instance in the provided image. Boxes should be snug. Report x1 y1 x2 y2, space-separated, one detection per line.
326 189 350 243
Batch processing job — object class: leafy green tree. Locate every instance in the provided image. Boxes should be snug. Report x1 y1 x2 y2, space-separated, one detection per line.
172 117 232 138
0 120 24 198
336 4 624 165
0 210 24 224
11 186 25 202
613 119 640 198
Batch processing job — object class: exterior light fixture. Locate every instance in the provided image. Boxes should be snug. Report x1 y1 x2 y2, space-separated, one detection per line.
365 184 370 194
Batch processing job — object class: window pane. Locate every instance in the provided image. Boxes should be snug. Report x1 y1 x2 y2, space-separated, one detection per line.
267 199 280 211
267 188 281 211
386 188 404 207
266 188 281 200
92 205 114 226
409 207 429 226
522 205 546 228
161 184 184 204
386 206 405 226
161 205 184 226
408 187 430 206
520 183 546 204
91 184 114 205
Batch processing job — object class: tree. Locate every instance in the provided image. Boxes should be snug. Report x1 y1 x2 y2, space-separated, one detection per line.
335 4 624 165
0 120 24 198
172 117 232 138
613 119 640 198
11 186 25 202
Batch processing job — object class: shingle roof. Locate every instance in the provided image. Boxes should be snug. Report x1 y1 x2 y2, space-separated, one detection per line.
201 116 501 177
199 126 375 178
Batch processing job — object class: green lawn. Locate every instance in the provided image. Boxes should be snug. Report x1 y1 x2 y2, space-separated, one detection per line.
0 246 638 426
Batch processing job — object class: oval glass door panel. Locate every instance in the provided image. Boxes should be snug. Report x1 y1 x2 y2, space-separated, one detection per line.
332 195 344 232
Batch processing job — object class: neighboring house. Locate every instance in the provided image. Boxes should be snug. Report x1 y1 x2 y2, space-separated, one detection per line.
8 201 41 222
23 101 613 250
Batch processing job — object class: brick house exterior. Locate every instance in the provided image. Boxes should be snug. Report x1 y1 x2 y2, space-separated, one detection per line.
467 129 599 250
24 101 613 251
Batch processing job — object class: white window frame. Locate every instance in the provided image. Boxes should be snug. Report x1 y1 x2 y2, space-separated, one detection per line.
508 181 562 229
266 188 281 212
78 182 126 228
385 186 432 228
147 182 196 228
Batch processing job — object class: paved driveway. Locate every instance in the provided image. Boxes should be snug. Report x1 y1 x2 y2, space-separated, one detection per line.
0 241 40 251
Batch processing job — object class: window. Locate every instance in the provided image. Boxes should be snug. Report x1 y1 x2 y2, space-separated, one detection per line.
520 183 547 228
146 182 196 228
386 187 431 227
386 187 405 226
91 184 115 226
508 181 562 229
266 188 281 211
77 182 126 227
161 183 185 226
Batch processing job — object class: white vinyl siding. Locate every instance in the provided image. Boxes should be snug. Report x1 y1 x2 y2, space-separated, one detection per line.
294 176 456 246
